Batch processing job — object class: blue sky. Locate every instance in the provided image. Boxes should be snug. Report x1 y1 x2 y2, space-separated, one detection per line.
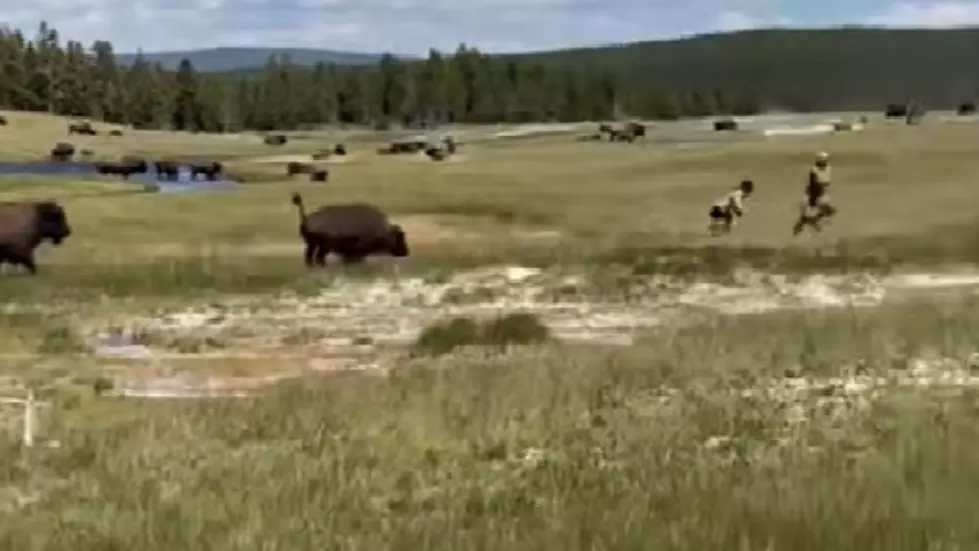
3 0 979 53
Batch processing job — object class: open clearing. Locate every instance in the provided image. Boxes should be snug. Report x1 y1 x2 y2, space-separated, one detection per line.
3 111 979 548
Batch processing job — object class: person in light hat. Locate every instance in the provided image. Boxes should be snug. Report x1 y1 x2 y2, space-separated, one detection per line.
708 179 755 236
792 151 836 235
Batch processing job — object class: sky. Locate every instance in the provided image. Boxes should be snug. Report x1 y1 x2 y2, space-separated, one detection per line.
2 0 979 54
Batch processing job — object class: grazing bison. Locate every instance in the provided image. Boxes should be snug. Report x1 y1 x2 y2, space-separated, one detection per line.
311 150 331 161
94 158 148 179
0 200 71 274
67 121 96 135
264 134 287 146
624 121 646 139
0 115 7 126
958 102 976 116
333 144 346 156
291 192 408 267
310 170 328 182
154 160 180 181
50 142 75 162
189 161 223 181
108 129 123 137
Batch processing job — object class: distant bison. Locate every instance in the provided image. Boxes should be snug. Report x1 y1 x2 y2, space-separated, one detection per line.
154 160 180 181
264 134 287 146
0 115 7 126
0 200 72 274
885 104 908 118
189 161 223 181
425 147 448 161
310 170 328 182
108 129 123 137
311 150 332 161
94 158 148 179
714 119 738 131
333 143 346 156
50 142 75 162
291 192 408 267
958 102 976 116
287 161 313 176
68 121 96 135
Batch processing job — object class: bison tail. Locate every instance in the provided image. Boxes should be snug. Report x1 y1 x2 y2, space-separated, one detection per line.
291 192 307 224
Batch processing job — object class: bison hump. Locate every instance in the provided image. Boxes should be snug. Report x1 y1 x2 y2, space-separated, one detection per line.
307 203 391 236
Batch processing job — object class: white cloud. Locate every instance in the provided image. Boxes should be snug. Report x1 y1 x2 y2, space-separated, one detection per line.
867 1 979 27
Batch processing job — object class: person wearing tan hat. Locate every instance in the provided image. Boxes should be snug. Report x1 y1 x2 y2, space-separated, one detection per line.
792 151 837 235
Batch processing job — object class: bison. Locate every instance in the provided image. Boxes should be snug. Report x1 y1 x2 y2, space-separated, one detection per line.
291 192 408 267
68 121 96 135
287 161 313 177
108 129 123 137
885 104 908 118
333 143 346 156
94 158 148 179
0 200 72 274
264 134 287 146
714 119 739 131
310 170 328 182
154 160 180 181
189 161 223 181
958 102 976 116
0 115 7 126
50 142 75 162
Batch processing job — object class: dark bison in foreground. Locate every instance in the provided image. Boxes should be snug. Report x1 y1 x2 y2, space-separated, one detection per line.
291 192 408 267
0 201 71 274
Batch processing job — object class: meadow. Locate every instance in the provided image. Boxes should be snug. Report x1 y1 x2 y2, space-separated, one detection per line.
2 109 979 549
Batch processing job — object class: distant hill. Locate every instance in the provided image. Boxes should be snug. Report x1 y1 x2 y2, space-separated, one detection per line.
511 27 979 111
115 47 411 71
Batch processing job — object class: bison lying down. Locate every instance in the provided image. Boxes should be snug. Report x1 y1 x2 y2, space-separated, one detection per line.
291 192 408 267
0 200 72 274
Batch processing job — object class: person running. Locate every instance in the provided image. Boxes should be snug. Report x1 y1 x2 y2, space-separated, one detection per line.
792 151 837 235
708 179 754 236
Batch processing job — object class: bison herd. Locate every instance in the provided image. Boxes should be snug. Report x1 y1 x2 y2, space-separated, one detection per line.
0 192 410 275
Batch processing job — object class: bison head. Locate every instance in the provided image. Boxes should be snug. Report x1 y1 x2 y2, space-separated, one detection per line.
386 224 409 257
35 202 71 245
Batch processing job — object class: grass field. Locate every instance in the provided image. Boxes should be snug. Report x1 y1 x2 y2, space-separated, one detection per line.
3 109 979 548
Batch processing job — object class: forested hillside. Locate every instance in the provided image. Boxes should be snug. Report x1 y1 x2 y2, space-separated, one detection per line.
2 22 978 132
518 28 979 111
115 47 397 72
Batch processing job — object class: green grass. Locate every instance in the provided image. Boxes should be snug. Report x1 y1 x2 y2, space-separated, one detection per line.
3 111 979 547
4 300 979 548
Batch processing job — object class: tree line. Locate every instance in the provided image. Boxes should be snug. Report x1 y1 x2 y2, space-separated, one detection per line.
0 22 761 132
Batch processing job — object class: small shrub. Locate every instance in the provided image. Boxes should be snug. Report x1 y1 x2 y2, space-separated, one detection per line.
37 325 91 355
414 317 482 357
483 313 550 346
413 313 551 357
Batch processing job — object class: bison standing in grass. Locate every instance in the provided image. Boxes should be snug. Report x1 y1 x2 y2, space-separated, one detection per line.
0 200 72 274
154 160 180 181
291 192 408 267
50 142 75 162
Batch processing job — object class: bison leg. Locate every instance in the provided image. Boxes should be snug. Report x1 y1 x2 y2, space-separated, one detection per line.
6 251 36 274
304 242 317 267
314 246 328 266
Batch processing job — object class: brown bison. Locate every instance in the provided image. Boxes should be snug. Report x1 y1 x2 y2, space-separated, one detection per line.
0 201 72 274
108 129 123 137
67 121 96 135
50 142 75 162
291 192 408 267
333 143 346 155
287 161 314 176
0 115 7 126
